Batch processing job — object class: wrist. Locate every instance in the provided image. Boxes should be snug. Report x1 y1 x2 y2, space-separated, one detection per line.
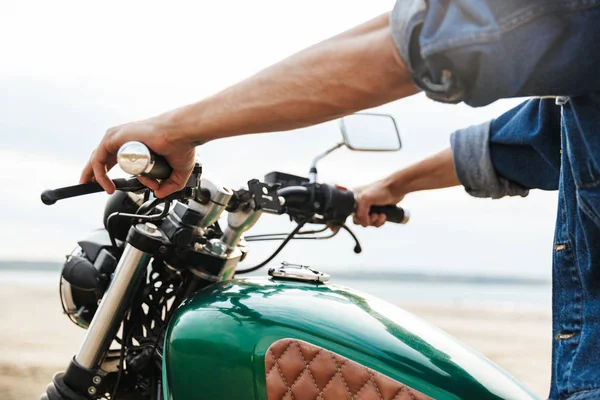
382 174 408 202
158 103 213 148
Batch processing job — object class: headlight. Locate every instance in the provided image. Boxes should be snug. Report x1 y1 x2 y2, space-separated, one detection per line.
60 245 116 329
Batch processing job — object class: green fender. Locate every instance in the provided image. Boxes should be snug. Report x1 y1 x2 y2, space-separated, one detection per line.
163 277 537 400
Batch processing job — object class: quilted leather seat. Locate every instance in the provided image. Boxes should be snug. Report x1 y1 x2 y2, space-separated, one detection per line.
265 338 433 400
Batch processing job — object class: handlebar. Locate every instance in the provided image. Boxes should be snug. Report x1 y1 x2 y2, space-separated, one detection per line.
277 185 409 225
370 205 409 224
115 142 409 225
41 178 145 205
117 141 172 180
42 141 409 225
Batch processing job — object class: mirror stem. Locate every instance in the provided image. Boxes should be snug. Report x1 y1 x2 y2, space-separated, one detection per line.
309 142 345 183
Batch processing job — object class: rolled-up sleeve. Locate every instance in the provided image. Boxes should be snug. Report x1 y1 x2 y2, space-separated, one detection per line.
390 0 600 106
451 121 529 199
450 99 562 198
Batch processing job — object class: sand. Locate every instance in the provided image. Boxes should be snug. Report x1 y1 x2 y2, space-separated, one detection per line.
0 283 551 399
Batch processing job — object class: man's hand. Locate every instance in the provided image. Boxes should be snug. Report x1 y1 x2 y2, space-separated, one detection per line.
352 148 461 228
353 180 404 227
79 115 197 198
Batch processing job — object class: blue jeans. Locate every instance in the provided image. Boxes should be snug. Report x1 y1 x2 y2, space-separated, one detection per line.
391 1 600 398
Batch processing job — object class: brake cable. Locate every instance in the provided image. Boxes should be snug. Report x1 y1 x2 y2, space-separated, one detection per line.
244 231 338 242
244 226 330 241
106 199 171 249
235 217 309 275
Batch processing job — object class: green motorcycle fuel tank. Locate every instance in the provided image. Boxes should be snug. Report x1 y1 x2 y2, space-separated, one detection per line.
163 275 537 400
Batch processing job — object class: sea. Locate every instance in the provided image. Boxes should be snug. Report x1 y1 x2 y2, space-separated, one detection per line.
0 261 551 311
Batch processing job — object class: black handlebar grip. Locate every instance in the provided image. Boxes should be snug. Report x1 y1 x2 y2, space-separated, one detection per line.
41 178 145 206
41 182 105 205
142 153 172 180
370 205 410 224
117 141 173 180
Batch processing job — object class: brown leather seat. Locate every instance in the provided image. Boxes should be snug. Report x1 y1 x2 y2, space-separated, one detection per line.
265 338 434 400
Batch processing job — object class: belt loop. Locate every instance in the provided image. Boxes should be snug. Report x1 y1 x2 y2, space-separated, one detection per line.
555 96 570 106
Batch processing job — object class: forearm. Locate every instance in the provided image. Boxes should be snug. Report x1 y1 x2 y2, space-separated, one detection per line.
165 13 419 145
384 148 460 198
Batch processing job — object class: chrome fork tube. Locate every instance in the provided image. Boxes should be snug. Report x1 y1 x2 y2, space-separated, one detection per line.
74 244 152 369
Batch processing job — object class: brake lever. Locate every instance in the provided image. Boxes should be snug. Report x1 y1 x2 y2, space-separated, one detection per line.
341 224 362 254
41 178 145 205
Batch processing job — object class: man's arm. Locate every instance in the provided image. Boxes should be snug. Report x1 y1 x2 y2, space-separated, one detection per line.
81 12 419 197
392 1 600 106
356 99 563 227
169 13 418 143
452 99 561 199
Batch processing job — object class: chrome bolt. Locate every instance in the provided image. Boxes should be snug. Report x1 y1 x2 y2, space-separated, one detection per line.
87 386 97 395
207 239 228 256
92 376 102 385
144 222 158 233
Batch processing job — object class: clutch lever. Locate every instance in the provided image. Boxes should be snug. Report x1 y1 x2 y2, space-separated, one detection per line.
41 177 145 205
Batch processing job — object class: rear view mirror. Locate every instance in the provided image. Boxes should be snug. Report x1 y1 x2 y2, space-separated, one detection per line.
339 113 401 152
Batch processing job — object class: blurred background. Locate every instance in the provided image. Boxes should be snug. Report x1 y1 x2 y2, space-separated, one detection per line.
1 1 554 398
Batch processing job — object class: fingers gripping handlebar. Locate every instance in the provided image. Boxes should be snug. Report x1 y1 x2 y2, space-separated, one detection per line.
41 143 187 205
369 205 409 224
117 141 172 180
277 185 409 225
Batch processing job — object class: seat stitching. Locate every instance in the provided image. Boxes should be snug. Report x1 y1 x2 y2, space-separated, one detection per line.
368 370 384 400
294 341 322 393
406 385 416 400
276 357 294 400
269 342 296 399
265 339 430 400
354 379 370 400
392 385 416 400
318 369 340 397
286 342 323 396
353 368 380 400
330 352 352 396
266 349 279 378
267 341 294 377
318 356 349 397
391 386 405 400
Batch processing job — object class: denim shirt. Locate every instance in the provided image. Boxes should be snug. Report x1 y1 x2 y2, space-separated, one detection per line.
391 2 600 399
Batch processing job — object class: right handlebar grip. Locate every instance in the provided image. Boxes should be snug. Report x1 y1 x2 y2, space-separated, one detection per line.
142 153 172 180
370 205 409 224
117 141 173 180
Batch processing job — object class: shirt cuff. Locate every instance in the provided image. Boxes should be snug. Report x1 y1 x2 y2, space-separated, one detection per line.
450 121 529 199
390 0 466 104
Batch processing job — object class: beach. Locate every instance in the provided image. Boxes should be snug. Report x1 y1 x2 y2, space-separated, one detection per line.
0 280 551 399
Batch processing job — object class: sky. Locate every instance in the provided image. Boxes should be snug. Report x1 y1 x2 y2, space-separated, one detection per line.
0 1 558 279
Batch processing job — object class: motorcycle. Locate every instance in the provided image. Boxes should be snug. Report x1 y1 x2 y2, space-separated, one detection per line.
39 113 538 400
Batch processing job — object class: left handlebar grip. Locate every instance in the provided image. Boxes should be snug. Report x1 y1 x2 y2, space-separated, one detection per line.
41 178 145 205
117 141 173 180
41 182 105 205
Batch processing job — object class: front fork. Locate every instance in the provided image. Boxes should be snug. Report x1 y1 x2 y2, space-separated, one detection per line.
75 244 151 370
43 226 154 400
